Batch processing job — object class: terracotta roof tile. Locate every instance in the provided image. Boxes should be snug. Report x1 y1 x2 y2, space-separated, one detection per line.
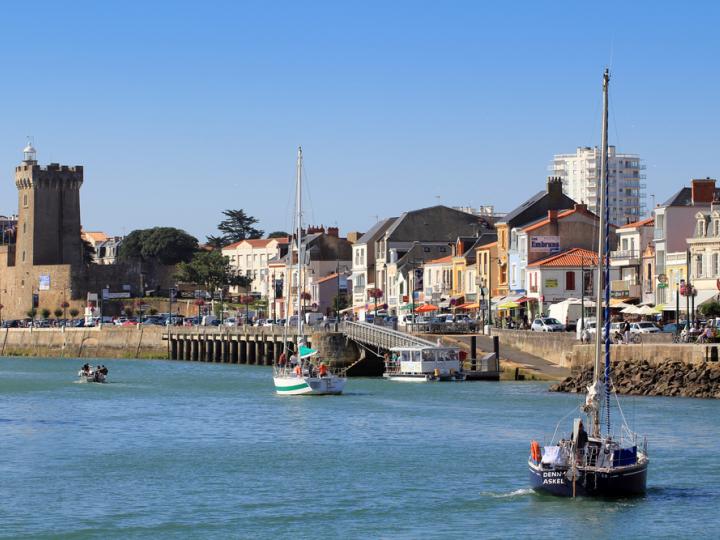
425 255 453 264
316 272 340 284
618 217 654 229
528 248 599 268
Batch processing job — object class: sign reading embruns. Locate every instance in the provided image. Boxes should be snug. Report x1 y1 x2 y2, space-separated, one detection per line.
530 236 561 253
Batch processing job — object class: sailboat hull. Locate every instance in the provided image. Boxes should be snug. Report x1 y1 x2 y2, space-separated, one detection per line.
273 375 346 396
528 459 647 497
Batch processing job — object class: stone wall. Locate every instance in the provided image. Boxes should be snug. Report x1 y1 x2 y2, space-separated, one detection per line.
490 328 673 368
0 326 167 359
568 343 717 372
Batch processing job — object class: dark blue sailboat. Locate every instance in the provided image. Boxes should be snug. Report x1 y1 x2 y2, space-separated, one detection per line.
528 69 649 497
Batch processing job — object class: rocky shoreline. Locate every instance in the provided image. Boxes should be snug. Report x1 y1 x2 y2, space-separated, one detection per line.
550 360 720 399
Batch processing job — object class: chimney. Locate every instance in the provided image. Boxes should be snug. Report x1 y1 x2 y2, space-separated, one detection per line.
327 226 339 237
691 178 716 205
547 176 563 198
547 209 559 235
574 203 587 213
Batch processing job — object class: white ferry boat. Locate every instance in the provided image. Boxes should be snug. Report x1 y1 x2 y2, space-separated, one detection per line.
383 346 465 382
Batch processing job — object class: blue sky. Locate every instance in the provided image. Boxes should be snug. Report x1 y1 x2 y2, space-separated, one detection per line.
0 1 718 240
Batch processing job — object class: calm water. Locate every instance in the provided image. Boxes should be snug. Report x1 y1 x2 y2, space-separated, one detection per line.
1 357 718 539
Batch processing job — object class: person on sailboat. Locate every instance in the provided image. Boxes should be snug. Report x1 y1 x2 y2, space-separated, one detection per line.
278 351 287 367
319 363 328 377
572 421 589 459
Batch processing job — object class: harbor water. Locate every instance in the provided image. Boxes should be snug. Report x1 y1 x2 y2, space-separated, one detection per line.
1 357 718 539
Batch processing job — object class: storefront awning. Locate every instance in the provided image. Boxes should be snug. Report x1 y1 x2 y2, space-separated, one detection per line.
696 289 720 306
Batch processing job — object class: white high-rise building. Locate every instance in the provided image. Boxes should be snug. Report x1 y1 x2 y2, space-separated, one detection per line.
550 146 646 226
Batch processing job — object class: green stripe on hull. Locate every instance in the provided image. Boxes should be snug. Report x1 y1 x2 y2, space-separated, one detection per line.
275 382 310 392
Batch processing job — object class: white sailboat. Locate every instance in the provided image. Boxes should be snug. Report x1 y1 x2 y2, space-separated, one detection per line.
272 147 347 396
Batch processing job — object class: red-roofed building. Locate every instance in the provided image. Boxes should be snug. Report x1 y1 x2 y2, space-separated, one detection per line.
526 248 619 313
221 237 290 296
506 203 617 314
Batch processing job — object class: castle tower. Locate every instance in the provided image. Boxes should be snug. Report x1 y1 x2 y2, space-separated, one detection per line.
14 143 84 267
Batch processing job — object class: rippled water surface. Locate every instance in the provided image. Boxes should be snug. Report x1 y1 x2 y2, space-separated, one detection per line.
1 357 718 539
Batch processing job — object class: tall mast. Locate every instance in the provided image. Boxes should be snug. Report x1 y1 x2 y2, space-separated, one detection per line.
296 146 303 341
591 69 610 438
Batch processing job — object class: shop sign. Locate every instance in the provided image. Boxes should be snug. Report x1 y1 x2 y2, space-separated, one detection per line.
544 278 558 288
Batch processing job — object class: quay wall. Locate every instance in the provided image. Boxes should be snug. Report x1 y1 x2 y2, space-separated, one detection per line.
0 327 367 371
0 326 167 359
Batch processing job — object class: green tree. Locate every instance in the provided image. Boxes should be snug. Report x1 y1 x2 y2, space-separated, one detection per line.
268 231 290 239
175 250 251 294
699 300 720 318
26 308 37 320
119 227 198 265
69 308 80 318
40 308 51 319
82 238 96 265
206 209 263 248
53 308 63 319
332 293 350 314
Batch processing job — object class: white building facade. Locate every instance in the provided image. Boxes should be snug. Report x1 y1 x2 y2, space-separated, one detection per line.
551 146 645 226
222 238 289 296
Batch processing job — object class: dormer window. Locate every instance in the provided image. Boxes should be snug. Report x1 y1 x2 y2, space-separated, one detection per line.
697 219 706 237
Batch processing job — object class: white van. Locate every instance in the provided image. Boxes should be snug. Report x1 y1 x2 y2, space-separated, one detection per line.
201 315 219 326
305 312 324 325
548 301 583 330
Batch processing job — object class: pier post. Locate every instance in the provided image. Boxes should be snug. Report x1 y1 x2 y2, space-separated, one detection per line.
258 340 266 365
231 340 238 363
191 339 198 361
249 338 257 364
240 338 247 364
171 339 178 360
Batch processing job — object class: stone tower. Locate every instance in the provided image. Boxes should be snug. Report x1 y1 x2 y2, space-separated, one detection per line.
14 143 84 267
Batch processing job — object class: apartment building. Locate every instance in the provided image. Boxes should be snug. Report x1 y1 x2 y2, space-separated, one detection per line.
551 146 645 226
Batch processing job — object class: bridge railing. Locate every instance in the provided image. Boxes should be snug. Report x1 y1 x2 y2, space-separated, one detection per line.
340 321 436 350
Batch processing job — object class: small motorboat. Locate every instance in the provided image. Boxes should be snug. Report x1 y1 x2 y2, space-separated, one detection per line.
77 364 108 383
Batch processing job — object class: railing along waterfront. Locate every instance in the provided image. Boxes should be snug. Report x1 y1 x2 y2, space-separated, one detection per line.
340 321 436 350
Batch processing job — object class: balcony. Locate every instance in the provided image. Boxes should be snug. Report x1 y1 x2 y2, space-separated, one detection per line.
610 250 640 266
611 279 641 299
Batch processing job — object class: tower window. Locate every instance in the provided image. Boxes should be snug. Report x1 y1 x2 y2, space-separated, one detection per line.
22 250 25 262
23 194 28 207
23 222 26 234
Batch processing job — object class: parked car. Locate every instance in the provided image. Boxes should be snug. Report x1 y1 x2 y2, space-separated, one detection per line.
531 317 565 332
630 322 660 334
661 323 683 334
